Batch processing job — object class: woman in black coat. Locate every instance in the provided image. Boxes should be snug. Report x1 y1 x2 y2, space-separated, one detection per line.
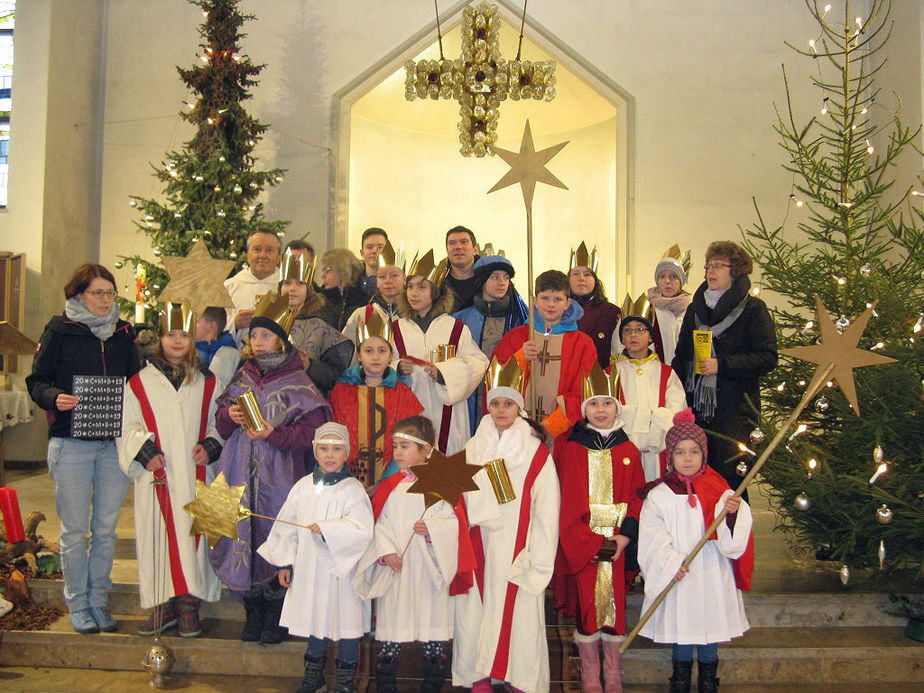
672 241 777 496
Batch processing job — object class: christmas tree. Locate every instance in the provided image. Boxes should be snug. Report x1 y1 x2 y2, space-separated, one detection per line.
117 0 287 320
742 0 924 579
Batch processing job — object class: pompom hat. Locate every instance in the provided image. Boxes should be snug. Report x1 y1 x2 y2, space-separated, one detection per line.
664 408 708 469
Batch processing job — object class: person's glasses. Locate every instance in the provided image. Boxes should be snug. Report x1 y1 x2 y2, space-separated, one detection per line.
623 326 649 335
704 261 730 270
85 290 117 299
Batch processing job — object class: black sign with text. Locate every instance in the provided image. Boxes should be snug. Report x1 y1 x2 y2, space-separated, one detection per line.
71 375 125 439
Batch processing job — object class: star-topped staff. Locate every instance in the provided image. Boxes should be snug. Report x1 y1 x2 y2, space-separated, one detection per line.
158 240 236 314
620 296 898 653
407 448 482 508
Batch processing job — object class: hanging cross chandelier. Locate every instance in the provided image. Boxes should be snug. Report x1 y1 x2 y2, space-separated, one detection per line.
405 1 557 157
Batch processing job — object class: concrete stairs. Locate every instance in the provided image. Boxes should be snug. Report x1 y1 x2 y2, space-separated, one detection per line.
0 580 920 689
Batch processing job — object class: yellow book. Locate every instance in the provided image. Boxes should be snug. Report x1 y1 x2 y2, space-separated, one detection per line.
693 330 713 374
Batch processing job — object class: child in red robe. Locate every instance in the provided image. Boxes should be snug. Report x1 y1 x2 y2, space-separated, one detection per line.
555 363 646 693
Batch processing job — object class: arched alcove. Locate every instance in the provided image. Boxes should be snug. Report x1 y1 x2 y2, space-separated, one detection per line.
332 1 633 297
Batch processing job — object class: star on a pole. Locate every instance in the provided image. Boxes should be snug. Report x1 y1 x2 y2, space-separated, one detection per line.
183 472 249 549
407 448 482 508
488 120 568 208
159 240 237 314
781 296 896 415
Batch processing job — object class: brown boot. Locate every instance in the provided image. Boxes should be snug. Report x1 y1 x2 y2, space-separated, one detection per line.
601 639 623 693
575 639 603 693
177 594 202 638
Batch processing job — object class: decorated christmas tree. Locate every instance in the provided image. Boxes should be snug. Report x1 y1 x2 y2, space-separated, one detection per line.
117 0 287 320
742 0 924 579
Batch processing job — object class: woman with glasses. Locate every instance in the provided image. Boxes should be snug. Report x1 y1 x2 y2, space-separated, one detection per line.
671 242 777 498
315 248 368 332
27 264 141 634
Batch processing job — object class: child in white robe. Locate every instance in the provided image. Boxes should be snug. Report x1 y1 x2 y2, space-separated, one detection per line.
257 422 374 693
353 415 459 693
117 304 223 638
637 409 753 693
453 379 560 693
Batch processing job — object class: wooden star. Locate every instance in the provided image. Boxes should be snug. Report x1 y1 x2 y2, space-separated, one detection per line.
407 448 482 508
183 472 249 549
159 240 237 313
781 296 896 415
488 120 569 208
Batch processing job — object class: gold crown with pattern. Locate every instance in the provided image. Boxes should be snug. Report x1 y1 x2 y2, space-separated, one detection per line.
569 241 599 273
159 301 196 334
377 239 406 272
355 310 393 345
408 249 449 286
253 292 296 336
279 248 317 285
484 355 525 394
581 361 620 401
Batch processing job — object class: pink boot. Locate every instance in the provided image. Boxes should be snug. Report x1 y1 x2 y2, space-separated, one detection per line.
575 640 603 693
601 640 624 693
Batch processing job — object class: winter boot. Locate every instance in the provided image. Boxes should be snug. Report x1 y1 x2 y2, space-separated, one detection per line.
601 639 623 693
298 653 327 693
240 592 266 642
668 659 693 693
261 594 288 644
697 660 719 693
374 655 398 693
421 652 448 693
575 639 602 693
334 658 358 693
137 599 177 636
176 594 202 638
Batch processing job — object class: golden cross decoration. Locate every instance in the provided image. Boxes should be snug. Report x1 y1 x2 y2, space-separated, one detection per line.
405 2 556 157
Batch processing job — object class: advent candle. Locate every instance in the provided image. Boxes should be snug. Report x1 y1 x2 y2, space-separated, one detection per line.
134 264 147 325
0 487 25 543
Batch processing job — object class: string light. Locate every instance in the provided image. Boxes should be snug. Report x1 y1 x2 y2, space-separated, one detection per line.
870 341 885 350
913 315 923 333
200 54 208 63
869 462 888 485
823 4 831 14
775 382 786 392
737 443 757 456
834 275 847 286
860 107 868 115
751 286 761 296
798 379 806 386
866 140 874 154
787 423 809 444
185 102 195 110
808 39 817 54
820 97 829 115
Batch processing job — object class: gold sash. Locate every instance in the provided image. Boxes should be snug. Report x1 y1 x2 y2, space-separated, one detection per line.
587 449 628 629
357 386 387 485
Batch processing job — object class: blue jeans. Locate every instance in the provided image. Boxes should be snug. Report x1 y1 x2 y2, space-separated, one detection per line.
307 636 361 664
47 438 130 613
672 642 718 663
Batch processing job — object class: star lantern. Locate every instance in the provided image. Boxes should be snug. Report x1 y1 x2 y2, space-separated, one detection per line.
183 472 249 549
158 240 237 314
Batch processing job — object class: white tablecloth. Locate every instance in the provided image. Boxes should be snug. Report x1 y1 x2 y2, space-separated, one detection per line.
0 389 33 430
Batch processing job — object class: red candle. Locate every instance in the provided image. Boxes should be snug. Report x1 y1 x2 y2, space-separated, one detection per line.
0 487 25 543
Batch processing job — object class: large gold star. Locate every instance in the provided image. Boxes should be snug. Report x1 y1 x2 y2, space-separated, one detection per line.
781 296 896 415
159 240 237 313
487 120 569 208
183 472 249 549
407 448 482 508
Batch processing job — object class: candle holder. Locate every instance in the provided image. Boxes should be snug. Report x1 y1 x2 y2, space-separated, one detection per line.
430 344 456 363
236 392 267 432
484 458 516 504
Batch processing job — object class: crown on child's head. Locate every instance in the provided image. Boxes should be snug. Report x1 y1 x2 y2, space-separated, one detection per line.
253 292 296 336
377 239 406 272
159 301 196 334
279 248 317 286
581 361 619 402
620 292 652 321
484 355 525 394
662 243 693 276
356 310 393 345
569 241 599 273
407 249 448 286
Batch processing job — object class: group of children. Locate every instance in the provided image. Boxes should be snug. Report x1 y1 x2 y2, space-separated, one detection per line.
117 242 754 693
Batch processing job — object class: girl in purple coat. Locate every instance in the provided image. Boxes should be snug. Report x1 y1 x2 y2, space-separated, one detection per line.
209 294 331 644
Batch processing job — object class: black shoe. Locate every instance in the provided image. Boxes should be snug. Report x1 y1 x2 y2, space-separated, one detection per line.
241 593 266 642
334 658 358 693
375 655 398 693
261 595 288 644
298 653 327 693
669 659 693 693
421 652 447 693
697 659 719 693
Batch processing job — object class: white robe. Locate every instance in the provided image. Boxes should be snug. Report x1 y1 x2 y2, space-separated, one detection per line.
638 484 752 644
392 314 488 455
207 345 240 392
353 478 458 642
614 357 686 482
257 475 374 640
452 417 560 693
116 365 223 608
223 268 279 346
653 304 685 367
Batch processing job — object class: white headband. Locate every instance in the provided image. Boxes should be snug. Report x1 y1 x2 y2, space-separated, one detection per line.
393 431 434 457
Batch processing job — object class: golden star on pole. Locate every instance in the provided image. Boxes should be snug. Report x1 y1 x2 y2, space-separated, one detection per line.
183 471 249 549
780 295 896 415
159 240 237 314
488 120 569 208
407 448 482 508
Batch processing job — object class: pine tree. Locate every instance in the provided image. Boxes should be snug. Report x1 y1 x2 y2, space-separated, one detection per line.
117 0 287 319
742 0 924 579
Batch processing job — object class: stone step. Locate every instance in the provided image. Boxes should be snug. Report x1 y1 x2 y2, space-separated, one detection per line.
26 578 908 628
0 614 920 685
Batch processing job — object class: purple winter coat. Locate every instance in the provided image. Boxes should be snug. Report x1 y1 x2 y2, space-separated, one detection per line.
209 351 331 594
575 295 622 368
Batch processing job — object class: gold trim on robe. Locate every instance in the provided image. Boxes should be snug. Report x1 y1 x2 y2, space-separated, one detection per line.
587 449 628 629
356 386 387 486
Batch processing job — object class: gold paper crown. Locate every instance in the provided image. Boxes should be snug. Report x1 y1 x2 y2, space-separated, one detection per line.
377 239 406 272
408 249 449 286
484 355 525 394
569 241 599 273
663 243 692 276
581 361 620 402
480 243 506 257
355 310 393 345
253 292 296 336
279 248 317 285
620 292 653 322
159 302 196 334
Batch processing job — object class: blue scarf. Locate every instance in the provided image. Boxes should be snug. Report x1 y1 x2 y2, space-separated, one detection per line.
64 297 119 342
532 300 584 335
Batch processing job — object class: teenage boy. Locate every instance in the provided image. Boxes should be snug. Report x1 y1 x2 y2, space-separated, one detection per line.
358 227 389 297
492 269 597 437
195 306 240 388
